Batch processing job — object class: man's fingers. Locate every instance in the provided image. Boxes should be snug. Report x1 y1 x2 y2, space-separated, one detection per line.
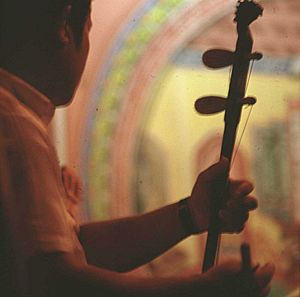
227 195 257 211
255 263 275 289
243 263 274 297
243 196 258 210
219 209 248 232
221 194 257 233
259 285 271 297
216 179 257 233
229 180 254 198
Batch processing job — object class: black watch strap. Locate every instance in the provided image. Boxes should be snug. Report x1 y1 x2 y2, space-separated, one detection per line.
178 198 199 235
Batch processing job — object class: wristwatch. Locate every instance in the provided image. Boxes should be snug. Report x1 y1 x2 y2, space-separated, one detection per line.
178 198 199 235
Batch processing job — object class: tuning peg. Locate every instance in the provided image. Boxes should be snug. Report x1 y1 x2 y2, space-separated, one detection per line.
195 96 227 114
195 96 257 115
202 49 235 69
249 52 263 61
242 96 256 106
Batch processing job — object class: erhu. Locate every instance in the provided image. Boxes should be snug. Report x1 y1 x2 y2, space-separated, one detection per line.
194 0 263 273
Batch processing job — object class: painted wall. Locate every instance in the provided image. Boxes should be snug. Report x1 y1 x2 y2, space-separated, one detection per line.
66 0 141 167
136 64 300 292
146 67 300 197
60 0 300 293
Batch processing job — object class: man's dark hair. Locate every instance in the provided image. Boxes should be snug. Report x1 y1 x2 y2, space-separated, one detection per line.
0 0 91 63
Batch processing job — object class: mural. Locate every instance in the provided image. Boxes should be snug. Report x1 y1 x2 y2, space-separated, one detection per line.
82 0 300 295
133 135 168 213
83 0 236 219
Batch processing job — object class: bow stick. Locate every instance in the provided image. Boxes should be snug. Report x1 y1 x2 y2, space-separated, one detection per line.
194 0 263 272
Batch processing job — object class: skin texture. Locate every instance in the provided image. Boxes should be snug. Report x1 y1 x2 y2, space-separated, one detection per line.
3 2 275 296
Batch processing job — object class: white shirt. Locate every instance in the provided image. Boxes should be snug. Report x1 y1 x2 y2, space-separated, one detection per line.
0 68 86 296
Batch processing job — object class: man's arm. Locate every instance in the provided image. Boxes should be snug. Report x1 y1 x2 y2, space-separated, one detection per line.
28 252 274 297
61 167 187 271
79 159 257 272
79 202 187 272
28 252 202 297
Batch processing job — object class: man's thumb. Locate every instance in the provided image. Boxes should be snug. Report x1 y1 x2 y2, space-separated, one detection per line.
199 157 230 182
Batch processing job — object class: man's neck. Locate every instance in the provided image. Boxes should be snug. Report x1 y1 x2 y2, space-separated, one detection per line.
2 51 72 107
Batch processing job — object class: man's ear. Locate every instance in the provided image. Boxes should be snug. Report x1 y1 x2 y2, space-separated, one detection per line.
57 5 73 46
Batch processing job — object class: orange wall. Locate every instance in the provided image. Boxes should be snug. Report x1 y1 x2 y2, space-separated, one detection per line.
67 0 141 168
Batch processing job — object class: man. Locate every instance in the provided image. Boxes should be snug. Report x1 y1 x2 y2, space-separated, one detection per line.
0 1 274 296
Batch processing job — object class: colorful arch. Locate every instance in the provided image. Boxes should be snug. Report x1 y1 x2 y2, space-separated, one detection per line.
83 0 237 219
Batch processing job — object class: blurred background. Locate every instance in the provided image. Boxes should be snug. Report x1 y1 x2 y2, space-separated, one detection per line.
51 0 299 295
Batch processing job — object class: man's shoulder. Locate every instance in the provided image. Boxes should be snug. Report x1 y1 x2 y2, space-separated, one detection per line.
0 85 29 119
0 86 49 140
0 85 18 109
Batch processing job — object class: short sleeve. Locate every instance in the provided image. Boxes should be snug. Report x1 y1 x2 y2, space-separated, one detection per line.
0 110 75 259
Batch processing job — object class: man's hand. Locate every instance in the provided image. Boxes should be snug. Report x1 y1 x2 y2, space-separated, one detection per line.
188 158 257 233
203 260 275 297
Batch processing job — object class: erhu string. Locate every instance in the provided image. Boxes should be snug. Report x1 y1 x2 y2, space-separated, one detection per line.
231 59 255 168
